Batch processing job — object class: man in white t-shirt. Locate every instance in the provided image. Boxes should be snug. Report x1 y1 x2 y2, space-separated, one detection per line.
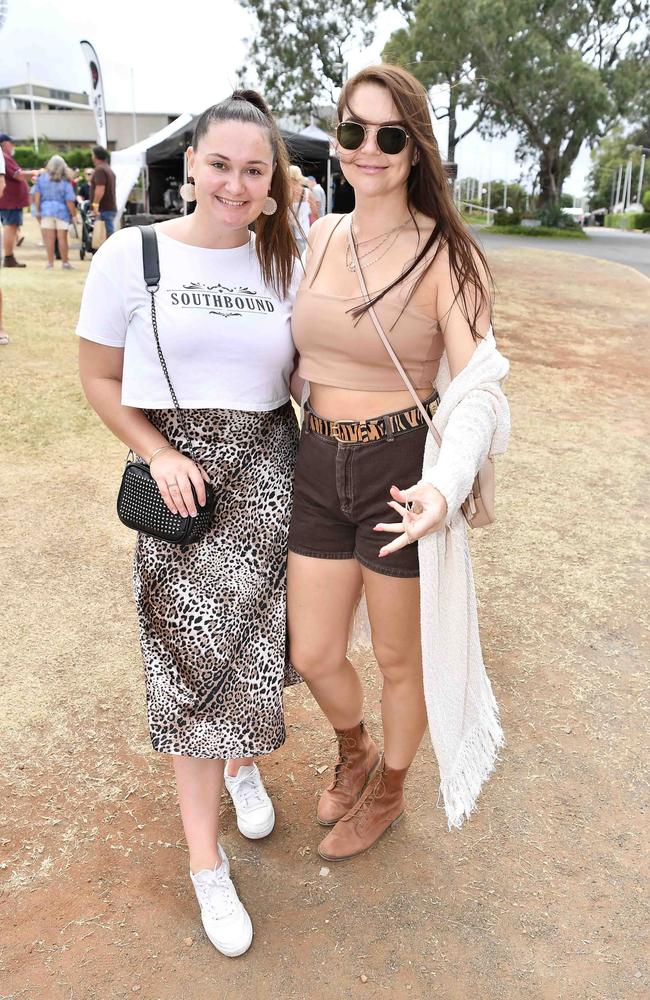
0 145 8 345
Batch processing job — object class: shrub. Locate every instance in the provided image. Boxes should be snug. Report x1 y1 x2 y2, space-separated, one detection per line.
13 145 48 169
12 144 93 171
66 148 93 170
643 190 650 212
605 212 633 229
489 225 587 239
633 212 650 230
494 209 521 225
537 203 580 229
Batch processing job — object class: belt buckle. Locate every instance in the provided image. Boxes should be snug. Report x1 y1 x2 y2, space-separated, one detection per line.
330 420 345 442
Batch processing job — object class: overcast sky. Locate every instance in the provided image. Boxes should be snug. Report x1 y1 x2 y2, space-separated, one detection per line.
1 0 592 196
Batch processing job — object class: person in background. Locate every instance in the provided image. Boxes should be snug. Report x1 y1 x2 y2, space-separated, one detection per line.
0 146 8 344
0 133 39 268
307 175 327 218
332 172 355 213
33 155 77 270
89 146 117 237
289 164 318 253
77 167 92 204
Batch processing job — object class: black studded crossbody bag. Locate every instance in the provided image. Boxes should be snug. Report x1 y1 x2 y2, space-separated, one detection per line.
116 226 216 544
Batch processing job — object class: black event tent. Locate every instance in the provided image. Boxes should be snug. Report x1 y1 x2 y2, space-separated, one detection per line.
140 115 330 216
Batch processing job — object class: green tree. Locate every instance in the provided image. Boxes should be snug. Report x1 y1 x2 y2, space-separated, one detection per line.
385 0 650 206
239 1 408 122
382 0 486 162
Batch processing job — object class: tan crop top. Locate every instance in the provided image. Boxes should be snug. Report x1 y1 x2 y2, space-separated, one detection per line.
292 214 444 391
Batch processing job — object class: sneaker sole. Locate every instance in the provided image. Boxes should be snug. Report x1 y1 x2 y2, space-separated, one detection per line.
317 811 405 862
316 757 381 828
205 913 253 958
237 811 275 839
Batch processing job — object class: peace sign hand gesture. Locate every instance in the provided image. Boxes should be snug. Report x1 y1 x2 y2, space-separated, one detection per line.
374 483 448 559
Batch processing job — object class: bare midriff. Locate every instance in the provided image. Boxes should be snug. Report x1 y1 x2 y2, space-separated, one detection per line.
292 213 443 422
307 383 434 422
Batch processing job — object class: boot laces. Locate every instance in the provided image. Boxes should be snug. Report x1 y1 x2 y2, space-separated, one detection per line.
330 732 358 790
346 772 387 828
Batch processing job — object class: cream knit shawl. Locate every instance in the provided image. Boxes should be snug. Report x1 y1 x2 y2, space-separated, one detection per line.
419 328 510 828
349 328 511 829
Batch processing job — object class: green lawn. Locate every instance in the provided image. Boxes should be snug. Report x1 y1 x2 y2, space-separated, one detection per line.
486 224 588 239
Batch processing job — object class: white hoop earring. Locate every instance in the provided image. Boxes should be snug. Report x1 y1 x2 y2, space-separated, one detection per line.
262 196 277 216
179 179 196 202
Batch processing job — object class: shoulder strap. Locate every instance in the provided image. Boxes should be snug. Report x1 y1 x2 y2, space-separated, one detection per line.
140 224 161 289
137 226 197 464
346 217 442 448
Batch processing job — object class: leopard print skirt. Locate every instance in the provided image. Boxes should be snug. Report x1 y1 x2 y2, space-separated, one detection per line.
132 402 300 759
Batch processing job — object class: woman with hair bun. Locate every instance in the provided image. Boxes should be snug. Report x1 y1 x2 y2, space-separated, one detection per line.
288 65 511 860
78 91 301 956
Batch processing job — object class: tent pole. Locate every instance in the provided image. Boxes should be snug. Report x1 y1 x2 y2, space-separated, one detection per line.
183 154 188 217
327 157 332 214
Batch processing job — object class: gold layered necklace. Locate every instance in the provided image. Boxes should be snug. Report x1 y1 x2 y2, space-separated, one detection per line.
346 215 411 272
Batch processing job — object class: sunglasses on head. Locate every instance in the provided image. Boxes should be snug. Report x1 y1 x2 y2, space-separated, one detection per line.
336 120 410 156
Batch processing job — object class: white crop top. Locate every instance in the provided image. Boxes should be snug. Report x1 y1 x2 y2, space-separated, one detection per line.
76 225 298 410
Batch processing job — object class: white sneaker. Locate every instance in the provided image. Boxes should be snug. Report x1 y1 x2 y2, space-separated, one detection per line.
190 844 253 957
224 763 275 839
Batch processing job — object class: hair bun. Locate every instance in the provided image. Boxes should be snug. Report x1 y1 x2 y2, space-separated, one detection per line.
231 89 271 117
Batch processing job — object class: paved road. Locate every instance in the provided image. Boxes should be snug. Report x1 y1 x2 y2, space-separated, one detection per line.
472 225 650 278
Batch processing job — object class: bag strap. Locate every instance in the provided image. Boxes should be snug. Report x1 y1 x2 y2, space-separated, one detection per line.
346 217 443 450
138 226 198 464
140 224 160 288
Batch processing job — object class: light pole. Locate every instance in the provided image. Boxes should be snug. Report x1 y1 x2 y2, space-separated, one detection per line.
623 158 633 211
625 144 650 206
26 61 39 152
614 164 623 211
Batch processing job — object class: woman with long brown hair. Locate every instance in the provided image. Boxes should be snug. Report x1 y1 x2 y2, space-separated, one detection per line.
288 65 510 859
77 92 301 955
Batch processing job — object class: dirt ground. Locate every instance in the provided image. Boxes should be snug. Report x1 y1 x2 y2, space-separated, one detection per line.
1 221 649 1000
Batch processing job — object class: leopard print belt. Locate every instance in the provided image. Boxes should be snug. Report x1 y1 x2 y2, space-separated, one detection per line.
304 391 439 444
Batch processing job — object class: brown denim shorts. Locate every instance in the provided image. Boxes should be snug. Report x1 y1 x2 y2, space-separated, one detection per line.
288 398 436 578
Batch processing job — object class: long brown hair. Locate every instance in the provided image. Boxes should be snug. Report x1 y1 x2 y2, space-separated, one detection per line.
192 90 298 299
338 65 492 340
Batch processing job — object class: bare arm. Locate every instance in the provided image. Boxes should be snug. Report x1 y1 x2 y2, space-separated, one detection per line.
66 199 77 219
0 176 5 199
92 184 105 212
34 190 41 215
78 338 208 516
434 244 492 378
14 167 38 183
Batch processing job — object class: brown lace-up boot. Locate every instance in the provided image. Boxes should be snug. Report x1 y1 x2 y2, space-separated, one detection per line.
316 721 380 827
317 756 407 861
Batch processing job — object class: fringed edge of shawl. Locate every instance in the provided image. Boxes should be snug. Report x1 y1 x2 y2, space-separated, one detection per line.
439 710 505 831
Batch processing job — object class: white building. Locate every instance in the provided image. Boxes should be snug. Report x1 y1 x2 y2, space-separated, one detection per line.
0 82 178 150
